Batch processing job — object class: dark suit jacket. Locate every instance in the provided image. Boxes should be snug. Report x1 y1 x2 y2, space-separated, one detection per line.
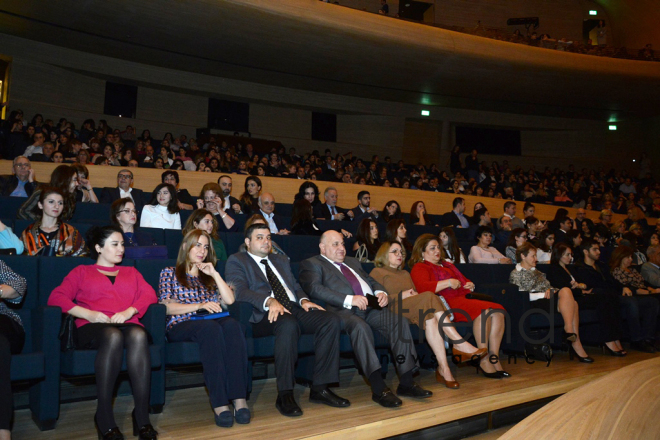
554 229 570 245
99 187 145 212
223 196 241 212
299 255 385 312
441 211 462 228
349 205 378 223
225 252 309 323
0 175 37 197
260 211 289 232
313 203 349 220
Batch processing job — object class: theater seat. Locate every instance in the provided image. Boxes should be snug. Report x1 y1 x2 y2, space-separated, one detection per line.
6 256 60 430
38 257 166 413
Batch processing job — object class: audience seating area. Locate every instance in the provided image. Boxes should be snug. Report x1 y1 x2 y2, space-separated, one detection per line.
4 191 637 432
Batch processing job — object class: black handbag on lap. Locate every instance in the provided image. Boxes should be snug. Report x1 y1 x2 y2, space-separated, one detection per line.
59 314 78 351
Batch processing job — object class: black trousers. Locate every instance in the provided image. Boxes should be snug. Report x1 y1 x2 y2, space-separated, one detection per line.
576 290 623 343
618 295 659 341
167 317 248 408
252 306 340 392
0 315 25 430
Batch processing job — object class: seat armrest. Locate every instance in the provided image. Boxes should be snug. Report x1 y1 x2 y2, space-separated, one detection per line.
31 306 61 357
140 304 166 346
227 301 254 338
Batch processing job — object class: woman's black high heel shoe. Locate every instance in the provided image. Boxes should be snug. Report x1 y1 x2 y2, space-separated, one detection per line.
132 410 158 440
95 414 124 440
478 366 503 379
602 344 626 357
569 346 594 363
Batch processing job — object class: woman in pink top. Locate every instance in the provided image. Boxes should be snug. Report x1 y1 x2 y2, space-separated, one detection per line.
48 225 158 440
468 226 512 264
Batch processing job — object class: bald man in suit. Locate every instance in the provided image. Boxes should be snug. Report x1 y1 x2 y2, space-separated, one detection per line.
299 231 432 408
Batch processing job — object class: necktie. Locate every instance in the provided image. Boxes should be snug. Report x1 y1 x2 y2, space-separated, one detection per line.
260 259 292 310
336 263 364 296
331 206 337 215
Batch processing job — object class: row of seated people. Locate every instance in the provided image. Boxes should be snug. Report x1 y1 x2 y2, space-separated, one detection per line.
3 218 660 439
4 111 658 218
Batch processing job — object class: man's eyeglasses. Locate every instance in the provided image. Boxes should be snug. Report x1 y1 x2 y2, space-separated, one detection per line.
14 163 30 169
118 174 132 180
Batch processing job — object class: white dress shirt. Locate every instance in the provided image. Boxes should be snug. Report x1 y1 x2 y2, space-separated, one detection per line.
320 255 385 309
247 252 305 310
260 210 279 234
139 204 181 229
119 187 134 202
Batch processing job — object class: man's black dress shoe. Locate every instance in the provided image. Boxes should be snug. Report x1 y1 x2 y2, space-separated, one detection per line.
630 340 656 353
276 394 303 417
372 387 402 408
396 383 433 398
309 388 351 407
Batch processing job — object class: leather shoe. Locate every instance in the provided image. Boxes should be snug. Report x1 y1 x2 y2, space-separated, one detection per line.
234 408 251 425
372 387 402 408
497 370 512 378
435 370 460 389
396 382 433 398
452 347 488 363
310 388 351 407
630 340 656 353
276 394 303 417
214 410 233 428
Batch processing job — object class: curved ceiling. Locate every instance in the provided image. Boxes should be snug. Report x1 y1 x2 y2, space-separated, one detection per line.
1 0 659 120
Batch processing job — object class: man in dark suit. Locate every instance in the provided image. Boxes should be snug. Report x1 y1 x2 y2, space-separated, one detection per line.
217 175 242 214
442 197 470 228
554 217 573 245
0 156 37 197
99 169 145 212
299 231 432 408
349 191 379 223
225 224 348 417
312 187 354 221
258 192 290 235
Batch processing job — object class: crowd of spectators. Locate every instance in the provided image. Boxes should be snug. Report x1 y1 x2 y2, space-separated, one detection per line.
1 110 657 220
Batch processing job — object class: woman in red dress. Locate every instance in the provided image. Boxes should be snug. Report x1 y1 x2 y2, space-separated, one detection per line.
410 234 509 378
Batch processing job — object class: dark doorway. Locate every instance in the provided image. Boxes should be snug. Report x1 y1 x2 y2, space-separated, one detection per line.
583 19 604 45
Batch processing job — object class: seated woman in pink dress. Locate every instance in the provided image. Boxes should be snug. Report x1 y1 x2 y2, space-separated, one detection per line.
410 234 509 379
48 225 158 440
468 226 511 264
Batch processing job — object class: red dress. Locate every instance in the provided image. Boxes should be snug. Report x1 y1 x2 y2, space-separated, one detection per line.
410 261 505 322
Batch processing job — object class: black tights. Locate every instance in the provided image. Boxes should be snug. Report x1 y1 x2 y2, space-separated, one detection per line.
78 324 151 432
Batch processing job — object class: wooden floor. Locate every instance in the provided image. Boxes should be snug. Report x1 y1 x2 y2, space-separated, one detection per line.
500 357 660 440
12 350 659 440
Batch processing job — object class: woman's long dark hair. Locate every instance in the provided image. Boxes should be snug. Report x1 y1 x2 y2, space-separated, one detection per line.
290 199 314 229
385 219 412 253
239 175 262 206
294 181 321 206
148 183 180 214
440 226 462 264
356 218 380 257
382 200 402 223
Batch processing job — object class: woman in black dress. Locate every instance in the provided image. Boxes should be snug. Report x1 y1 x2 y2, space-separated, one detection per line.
547 243 626 356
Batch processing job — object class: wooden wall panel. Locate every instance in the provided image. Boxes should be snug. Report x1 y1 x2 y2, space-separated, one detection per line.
2 160 650 226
